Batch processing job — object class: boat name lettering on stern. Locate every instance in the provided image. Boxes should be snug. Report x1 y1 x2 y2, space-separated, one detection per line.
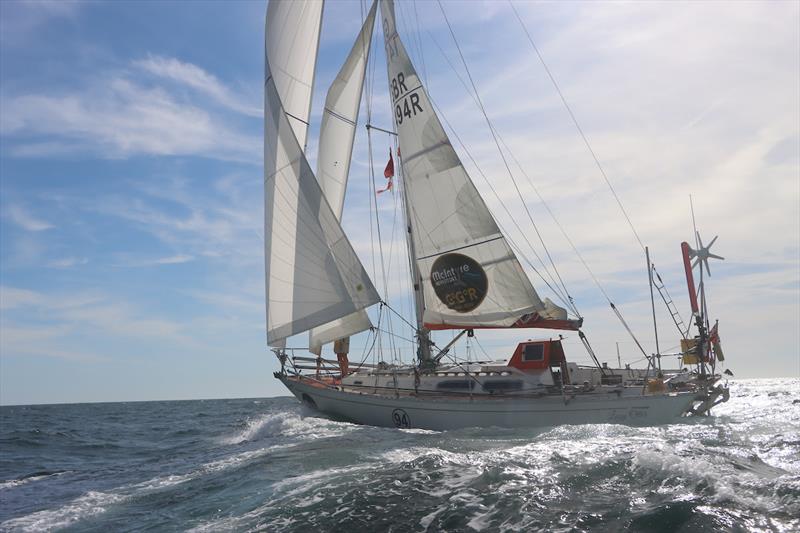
608 409 628 423
629 407 647 419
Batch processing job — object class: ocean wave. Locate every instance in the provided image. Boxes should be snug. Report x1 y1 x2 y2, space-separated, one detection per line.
3 380 799 531
0 471 68 491
0 491 124 532
220 409 358 445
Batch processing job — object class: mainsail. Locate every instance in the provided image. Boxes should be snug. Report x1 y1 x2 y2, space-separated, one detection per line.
264 0 323 149
379 0 578 331
264 0 381 347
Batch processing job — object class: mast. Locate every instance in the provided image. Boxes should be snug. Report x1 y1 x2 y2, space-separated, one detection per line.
645 246 661 374
689 196 707 377
396 148 432 365
681 241 707 377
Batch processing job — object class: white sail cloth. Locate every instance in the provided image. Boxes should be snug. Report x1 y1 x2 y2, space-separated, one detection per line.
264 0 323 149
379 0 567 329
265 0 380 347
309 1 378 354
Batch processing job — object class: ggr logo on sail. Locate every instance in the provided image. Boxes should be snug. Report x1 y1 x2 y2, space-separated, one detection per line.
430 253 488 313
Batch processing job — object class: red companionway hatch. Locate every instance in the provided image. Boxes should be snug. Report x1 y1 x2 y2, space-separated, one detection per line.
507 339 570 383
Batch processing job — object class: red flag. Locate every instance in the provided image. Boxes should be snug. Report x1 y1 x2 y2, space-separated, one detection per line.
376 180 393 194
384 148 394 178
378 148 394 194
708 322 719 344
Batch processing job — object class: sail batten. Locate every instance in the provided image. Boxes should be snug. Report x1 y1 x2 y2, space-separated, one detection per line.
380 0 578 331
308 1 379 354
265 0 380 347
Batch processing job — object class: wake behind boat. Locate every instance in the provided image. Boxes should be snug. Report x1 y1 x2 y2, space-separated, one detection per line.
263 0 730 431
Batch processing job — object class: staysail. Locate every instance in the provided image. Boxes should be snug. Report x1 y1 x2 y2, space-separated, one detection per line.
309 1 378 354
265 0 381 347
379 0 578 331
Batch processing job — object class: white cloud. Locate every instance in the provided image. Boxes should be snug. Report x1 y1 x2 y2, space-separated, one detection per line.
81 172 264 270
0 323 109 363
153 254 194 265
0 76 260 162
4 205 53 231
135 55 261 117
110 254 195 267
0 286 44 310
48 257 89 269
0 286 189 362
0 0 83 47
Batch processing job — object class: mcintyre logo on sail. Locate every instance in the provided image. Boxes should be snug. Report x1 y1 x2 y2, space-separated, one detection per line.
430 253 488 312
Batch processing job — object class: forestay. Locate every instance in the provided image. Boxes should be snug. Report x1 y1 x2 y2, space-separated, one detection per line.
264 0 380 347
379 0 574 331
309 1 378 354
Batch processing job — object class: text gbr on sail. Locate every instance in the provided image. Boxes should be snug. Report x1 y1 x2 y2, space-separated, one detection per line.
391 73 422 124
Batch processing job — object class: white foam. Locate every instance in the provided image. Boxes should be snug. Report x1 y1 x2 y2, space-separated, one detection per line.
270 464 373 500
292 494 325 508
419 506 445 529
400 428 440 435
466 509 494 531
186 497 284 533
131 445 281 492
0 445 285 532
0 491 124 532
0 472 67 490
221 410 357 445
220 412 292 444
632 448 777 511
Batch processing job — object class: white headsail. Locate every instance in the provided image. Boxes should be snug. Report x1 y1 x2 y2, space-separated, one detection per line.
379 0 572 331
309 1 378 354
265 0 381 347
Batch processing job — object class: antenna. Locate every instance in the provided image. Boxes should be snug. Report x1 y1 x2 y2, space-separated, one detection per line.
690 194 700 250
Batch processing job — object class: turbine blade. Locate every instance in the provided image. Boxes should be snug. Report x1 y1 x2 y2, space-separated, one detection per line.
697 232 704 249
708 235 719 247
708 253 725 260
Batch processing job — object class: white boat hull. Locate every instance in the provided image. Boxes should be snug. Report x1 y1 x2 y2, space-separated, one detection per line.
278 376 698 430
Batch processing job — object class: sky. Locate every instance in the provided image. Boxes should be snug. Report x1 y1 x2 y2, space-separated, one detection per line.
1 0 798 406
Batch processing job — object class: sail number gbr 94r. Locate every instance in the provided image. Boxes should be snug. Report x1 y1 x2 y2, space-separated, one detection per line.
392 73 422 125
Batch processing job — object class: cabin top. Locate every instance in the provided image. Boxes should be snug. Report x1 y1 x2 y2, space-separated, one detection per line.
507 339 567 371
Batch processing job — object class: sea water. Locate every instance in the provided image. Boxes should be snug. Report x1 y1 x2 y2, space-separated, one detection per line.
1 378 798 532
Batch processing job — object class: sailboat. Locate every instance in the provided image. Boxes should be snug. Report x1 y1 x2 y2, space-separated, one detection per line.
263 0 729 431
